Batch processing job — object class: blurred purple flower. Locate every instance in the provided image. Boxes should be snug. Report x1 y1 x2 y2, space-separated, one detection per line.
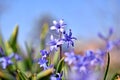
50 72 63 80
49 35 63 51
64 51 77 65
0 53 14 69
14 54 22 61
98 28 120 51
98 27 113 41
50 19 66 33
62 29 77 47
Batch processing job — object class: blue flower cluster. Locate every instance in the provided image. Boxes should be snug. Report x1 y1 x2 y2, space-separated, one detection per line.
37 19 77 80
64 28 120 80
38 19 120 80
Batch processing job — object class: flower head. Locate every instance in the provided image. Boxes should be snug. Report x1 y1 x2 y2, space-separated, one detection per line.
62 29 77 47
49 35 63 51
40 50 49 58
0 53 14 69
64 51 78 65
50 19 66 33
14 54 22 61
38 58 48 70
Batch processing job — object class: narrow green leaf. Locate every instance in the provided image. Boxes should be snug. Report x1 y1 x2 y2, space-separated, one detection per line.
40 23 48 49
9 25 19 52
56 57 65 73
53 50 60 68
17 69 28 80
40 23 48 40
37 68 53 79
32 73 37 80
5 41 13 55
0 70 14 80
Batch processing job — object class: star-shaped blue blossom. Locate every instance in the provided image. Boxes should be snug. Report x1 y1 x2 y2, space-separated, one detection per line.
62 29 77 47
50 19 66 33
49 35 63 51
0 53 14 69
40 50 49 58
38 58 48 70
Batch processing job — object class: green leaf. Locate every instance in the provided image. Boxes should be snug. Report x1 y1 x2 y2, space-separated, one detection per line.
40 23 49 49
0 32 5 50
53 50 60 68
9 25 19 52
16 69 28 80
40 23 48 40
56 57 65 73
37 68 53 79
0 70 14 80
31 73 37 80
5 41 13 55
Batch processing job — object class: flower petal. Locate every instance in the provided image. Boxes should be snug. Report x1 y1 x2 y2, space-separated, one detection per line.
50 26 56 30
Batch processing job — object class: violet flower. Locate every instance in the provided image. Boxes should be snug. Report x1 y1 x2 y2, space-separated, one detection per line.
64 51 78 65
50 19 66 33
49 35 63 51
98 28 120 51
0 53 14 69
38 58 48 70
62 29 77 47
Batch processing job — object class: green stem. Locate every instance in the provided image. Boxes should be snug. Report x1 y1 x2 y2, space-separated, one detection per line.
59 32 62 59
104 52 110 80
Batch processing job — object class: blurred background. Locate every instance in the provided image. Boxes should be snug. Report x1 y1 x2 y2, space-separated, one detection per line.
0 0 120 79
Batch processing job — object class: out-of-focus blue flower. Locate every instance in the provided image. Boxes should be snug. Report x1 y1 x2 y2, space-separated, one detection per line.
50 19 66 33
40 50 49 58
14 54 22 61
98 28 120 51
50 72 63 80
62 29 77 47
0 53 14 69
98 27 113 41
49 35 63 51
64 51 78 65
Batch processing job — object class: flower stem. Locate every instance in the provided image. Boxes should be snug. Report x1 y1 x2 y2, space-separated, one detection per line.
60 32 62 59
104 52 110 80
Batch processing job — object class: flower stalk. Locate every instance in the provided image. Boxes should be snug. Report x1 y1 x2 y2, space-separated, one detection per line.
104 52 110 80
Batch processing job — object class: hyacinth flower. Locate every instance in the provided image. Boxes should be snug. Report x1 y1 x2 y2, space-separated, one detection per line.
50 19 66 33
38 58 48 70
0 53 14 69
49 35 63 51
50 72 63 80
62 29 77 47
40 50 49 58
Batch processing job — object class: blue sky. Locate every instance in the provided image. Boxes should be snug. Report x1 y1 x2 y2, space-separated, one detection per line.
0 0 120 47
